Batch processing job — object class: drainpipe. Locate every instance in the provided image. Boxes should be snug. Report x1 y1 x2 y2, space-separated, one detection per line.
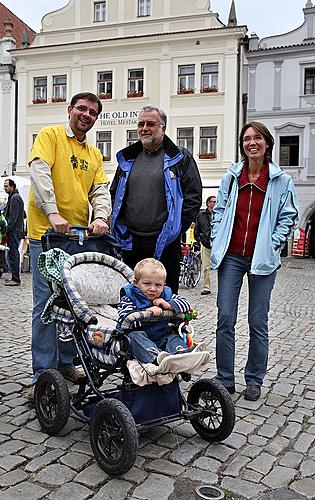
8 63 18 174
235 37 248 163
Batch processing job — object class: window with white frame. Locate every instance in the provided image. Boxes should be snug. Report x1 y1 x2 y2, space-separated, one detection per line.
94 1 106 22
127 69 144 97
127 130 138 146
96 131 111 160
201 63 218 92
199 127 217 158
52 75 67 101
304 68 315 95
33 77 47 102
177 128 194 154
178 65 195 94
279 136 299 166
97 71 112 98
138 0 151 16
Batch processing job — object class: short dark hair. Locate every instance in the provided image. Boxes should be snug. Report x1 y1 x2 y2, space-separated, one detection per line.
206 195 216 204
5 178 16 189
70 92 102 115
239 121 274 163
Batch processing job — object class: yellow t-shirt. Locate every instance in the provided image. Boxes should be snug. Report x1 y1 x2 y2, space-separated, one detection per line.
28 126 109 240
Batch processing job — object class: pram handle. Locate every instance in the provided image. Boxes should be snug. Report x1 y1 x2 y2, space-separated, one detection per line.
69 225 91 231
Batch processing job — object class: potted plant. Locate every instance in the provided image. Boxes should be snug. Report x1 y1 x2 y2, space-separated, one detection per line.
200 85 218 93
98 93 112 100
51 96 66 103
102 155 111 161
198 152 217 159
127 90 143 98
32 98 47 104
177 87 194 95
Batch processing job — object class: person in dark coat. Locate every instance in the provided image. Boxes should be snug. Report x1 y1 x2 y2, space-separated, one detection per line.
194 195 216 295
3 178 25 286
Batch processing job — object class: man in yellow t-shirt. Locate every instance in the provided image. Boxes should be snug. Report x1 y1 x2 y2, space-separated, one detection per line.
28 92 111 387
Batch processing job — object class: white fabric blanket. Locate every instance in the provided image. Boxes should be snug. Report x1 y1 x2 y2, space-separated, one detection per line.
127 350 211 386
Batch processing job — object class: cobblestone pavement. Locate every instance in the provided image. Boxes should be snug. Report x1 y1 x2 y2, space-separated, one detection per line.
0 257 315 500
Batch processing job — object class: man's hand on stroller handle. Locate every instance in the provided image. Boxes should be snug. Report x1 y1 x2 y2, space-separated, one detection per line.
48 213 71 233
90 218 109 235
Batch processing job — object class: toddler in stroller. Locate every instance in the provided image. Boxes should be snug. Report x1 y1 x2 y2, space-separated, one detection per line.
34 235 235 476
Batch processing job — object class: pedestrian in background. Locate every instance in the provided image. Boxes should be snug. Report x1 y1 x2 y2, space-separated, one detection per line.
194 195 216 295
28 92 111 387
3 178 24 286
110 104 202 293
211 122 299 401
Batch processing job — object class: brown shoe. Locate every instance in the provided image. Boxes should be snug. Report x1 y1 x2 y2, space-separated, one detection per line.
4 280 20 286
59 367 86 383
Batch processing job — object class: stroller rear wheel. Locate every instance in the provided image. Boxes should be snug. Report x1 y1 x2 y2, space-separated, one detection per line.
90 398 138 475
34 369 70 435
187 378 235 442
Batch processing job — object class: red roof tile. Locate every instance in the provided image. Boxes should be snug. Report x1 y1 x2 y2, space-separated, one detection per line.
0 2 35 48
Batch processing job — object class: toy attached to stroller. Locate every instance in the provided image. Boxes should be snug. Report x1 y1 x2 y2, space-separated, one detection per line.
34 233 235 475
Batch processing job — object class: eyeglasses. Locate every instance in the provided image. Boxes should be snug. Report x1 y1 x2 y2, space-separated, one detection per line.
72 105 99 118
137 121 161 128
243 134 264 143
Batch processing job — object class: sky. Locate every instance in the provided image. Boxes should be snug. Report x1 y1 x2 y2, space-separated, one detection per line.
1 0 308 39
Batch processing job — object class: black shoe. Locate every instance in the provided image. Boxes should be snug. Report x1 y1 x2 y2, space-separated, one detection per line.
201 289 211 296
244 384 261 401
180 373 191 382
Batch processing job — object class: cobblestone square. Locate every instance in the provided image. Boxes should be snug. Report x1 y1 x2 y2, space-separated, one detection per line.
0 257 314 499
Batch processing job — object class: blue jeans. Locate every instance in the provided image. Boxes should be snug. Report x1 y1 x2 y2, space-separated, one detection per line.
128 330 187 364
30 239 76 383
6 231 21 283
216 253 276 387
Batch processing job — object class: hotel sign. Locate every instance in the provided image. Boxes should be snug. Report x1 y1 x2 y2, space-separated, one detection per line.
99 110 140 126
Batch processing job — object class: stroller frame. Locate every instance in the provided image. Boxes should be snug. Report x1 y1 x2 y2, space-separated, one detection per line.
34 248 235 476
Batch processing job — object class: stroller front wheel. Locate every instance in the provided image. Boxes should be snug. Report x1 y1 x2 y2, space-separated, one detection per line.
89 398 138 475
34 369 70 435
187 377 235 442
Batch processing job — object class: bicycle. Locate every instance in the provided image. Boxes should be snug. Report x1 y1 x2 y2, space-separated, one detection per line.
179 242 201 288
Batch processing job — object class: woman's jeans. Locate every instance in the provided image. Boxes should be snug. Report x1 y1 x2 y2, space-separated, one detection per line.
128 330 187 364
216 253 276 387
30 239 76 383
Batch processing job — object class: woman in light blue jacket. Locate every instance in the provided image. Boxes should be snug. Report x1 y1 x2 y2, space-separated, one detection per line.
211 122 299 401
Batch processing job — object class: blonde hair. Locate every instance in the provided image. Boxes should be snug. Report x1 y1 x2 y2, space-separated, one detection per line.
134 258 167 281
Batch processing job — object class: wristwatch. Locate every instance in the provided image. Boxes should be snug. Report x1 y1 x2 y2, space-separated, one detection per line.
95 217 108 223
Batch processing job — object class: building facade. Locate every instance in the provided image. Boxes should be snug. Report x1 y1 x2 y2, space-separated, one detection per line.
12 0 247 200
0 3 35 177
247 1 315 255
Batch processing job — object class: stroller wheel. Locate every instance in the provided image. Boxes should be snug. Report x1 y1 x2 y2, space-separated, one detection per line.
34 369 70 435
89 398 138 475
187 378 235 442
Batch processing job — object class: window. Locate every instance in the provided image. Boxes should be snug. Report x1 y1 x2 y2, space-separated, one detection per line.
177 128 194 154
199 127 217 158
178 65 195 94
201 63 218 92
304 68 315 95
97 71 112 98
127 130 138 146
33 77 47 103
94 1 106 22
96 131 111 160
52 75 67 102
127 69 144 97
279 136 299 166
138 0 151 16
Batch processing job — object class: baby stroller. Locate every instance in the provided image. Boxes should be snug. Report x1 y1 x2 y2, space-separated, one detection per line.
179 241 202 288
34 233 235 476
0 212 8 278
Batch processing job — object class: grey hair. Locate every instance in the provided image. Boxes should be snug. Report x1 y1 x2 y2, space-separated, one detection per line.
139 105 167 128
